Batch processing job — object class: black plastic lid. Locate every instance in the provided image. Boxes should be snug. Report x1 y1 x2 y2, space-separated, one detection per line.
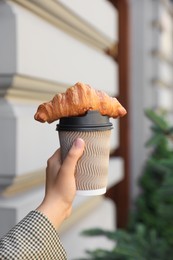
56 110 113 131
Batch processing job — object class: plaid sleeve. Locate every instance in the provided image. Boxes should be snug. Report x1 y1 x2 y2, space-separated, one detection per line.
0 210 67 259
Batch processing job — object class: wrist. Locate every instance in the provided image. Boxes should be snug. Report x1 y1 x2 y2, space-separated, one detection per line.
36 199 71 230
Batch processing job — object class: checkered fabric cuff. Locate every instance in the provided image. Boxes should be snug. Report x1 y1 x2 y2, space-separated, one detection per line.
0 210 67 259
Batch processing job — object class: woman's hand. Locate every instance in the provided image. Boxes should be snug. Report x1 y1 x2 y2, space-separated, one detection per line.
37 138 85 229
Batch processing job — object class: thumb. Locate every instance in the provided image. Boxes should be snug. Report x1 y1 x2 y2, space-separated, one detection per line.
60 138 85 177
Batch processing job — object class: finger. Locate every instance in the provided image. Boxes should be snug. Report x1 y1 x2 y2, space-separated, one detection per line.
46 148 61 189
47 148 61 165
58 138 85 180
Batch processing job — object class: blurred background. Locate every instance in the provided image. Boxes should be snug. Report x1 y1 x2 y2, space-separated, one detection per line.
0 0 173 259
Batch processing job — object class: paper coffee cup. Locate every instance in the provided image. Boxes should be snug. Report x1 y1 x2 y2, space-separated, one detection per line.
56 110 113 196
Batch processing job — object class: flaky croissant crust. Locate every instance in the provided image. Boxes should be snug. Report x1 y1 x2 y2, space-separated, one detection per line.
34 82 127 123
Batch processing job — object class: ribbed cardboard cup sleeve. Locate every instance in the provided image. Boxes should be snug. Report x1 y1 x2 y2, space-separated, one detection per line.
56 111 113 196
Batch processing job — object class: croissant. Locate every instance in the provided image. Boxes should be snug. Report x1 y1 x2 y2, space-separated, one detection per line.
34 82 127 123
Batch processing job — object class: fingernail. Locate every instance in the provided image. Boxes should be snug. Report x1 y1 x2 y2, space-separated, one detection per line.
74 138 84 149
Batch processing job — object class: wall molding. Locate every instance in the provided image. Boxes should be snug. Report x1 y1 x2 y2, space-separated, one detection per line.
11 0 116 53
0 169 45 197
151 49 173 66
59 196 103 234
161 0 173 17
152 78 172 89
0 74 68 101
151 20 164 32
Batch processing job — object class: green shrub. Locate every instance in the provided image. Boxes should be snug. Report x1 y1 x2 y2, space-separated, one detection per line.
78 110 173 260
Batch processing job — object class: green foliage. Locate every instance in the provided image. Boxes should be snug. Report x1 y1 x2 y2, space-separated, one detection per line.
77 109 173 260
